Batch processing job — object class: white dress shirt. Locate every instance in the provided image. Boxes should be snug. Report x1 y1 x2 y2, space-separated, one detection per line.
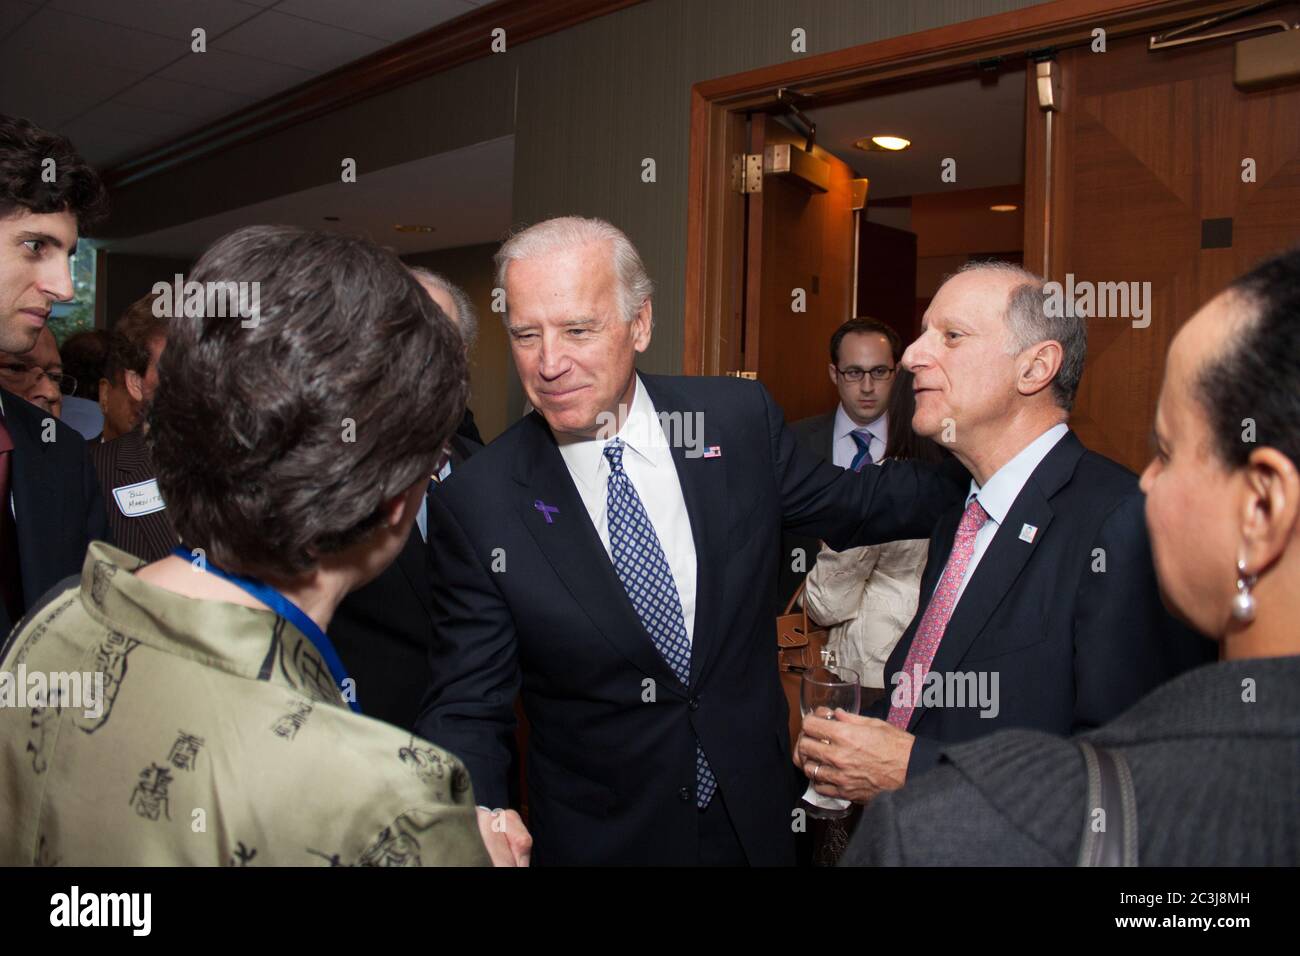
557 375 698 643
952 423 1069 608
831 405 889 470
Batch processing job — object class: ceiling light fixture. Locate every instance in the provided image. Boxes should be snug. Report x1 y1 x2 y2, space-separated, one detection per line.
855 135 912 152
989 204 1018 212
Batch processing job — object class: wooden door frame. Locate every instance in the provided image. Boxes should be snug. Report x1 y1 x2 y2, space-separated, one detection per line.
683 0 1245 375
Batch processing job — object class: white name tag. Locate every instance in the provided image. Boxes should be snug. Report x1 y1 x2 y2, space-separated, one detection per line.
112 478 166 518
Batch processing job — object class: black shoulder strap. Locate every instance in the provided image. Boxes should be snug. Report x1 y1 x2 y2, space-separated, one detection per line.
1076 740 1139 866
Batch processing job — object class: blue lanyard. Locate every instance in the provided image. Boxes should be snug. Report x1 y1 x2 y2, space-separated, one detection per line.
171 546 361 714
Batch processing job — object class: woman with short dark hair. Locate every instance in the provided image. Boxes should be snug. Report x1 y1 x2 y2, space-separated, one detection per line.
0 225 490 866
842 247 1300 866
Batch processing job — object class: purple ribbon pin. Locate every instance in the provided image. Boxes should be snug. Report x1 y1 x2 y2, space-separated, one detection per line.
534 500 559 524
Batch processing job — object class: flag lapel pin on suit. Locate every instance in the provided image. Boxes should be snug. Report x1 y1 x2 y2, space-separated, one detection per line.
703 445 722 459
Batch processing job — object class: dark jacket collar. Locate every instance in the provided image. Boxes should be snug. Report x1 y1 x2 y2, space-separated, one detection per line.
1090 655 1300 744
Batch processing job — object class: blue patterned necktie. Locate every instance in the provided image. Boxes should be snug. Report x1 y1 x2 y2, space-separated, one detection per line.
603 438 717 808
849 430 876 471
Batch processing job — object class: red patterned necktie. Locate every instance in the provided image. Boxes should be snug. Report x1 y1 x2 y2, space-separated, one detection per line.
0 417 23 622
887 496 989 729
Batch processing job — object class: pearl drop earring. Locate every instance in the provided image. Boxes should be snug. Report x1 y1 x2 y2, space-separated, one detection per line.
1231 557 1258 623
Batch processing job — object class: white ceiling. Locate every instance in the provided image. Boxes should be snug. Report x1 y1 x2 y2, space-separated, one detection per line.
101 133 515 258
0 0 491 167
793 70 1026 200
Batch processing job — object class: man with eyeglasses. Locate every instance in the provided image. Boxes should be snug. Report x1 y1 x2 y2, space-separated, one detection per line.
0 327 72 420
0 113 110 636
779 319 903 601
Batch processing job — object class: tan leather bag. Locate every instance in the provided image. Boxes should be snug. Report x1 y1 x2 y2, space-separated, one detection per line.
776 580 828 747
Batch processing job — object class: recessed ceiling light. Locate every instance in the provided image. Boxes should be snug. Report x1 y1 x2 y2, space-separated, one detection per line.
394 224 436 233
855 135 912 152
989 204 1018 212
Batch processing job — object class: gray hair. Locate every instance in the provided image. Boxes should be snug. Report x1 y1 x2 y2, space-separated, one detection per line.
408 267 478 348
955 260 1088 412
494 216 654 325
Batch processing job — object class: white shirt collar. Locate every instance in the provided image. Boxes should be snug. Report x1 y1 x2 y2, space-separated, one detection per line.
833 404 889 447
968 422 1069 525
556 374 663 491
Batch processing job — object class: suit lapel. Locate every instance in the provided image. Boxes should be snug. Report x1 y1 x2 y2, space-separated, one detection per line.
906 431 1084 731
640 375 727 689
5 392 64 606
511 411 685 694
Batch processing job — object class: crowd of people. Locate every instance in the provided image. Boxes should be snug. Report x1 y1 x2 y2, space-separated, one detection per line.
0 111 1294 867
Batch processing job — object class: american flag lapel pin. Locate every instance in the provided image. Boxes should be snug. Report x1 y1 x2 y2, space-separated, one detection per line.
1019 523 1038 543
703 445 722 459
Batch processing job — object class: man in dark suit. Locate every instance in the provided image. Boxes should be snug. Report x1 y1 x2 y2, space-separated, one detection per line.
91 427 176 563
416 217 966 866
780 318 902 600
0 113 110 635
331 429 481 731
794 262 1213 806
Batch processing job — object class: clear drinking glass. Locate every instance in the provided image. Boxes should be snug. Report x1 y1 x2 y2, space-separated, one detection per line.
799 665 861 820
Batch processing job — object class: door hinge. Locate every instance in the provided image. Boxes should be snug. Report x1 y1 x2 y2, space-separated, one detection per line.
732 153 764 193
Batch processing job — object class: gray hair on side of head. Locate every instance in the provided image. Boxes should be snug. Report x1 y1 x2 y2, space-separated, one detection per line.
954 259 1088 412
407 267 478 349
494 216 654 326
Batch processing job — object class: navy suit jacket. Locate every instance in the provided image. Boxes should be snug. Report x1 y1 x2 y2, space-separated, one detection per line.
330 430 481 732
2 389 109 637
416 374 966 865
867 430 1216 774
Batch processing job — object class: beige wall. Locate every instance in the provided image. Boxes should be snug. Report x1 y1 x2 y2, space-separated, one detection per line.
403 244 513 444
105 0 1044 423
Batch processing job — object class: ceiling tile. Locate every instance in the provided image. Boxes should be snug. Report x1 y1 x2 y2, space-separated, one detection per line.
56 118 158 167
212 10 387 73
113 76 255 119
157 47 315 98
0 49 147 125
273 0 474 42
47 0 265 40
84 100 204 140
0 7 184 74
0 82 107 129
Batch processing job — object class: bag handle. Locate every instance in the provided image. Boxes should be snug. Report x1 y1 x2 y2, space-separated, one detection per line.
1076 741 1139 866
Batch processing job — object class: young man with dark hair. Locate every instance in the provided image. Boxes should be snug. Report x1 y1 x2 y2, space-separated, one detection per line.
0 113 110 635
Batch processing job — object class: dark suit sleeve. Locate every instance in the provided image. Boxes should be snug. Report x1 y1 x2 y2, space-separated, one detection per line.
1072 493 1214 731
841 762 1071 866
759 382 966 546
81 445 110 547
415 492 520 810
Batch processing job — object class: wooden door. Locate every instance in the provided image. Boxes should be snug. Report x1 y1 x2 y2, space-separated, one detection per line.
1025 7 1300 473
743 116 858 423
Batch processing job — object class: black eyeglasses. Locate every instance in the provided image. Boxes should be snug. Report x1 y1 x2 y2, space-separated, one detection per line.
836 365 895 383
0 362 77 395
